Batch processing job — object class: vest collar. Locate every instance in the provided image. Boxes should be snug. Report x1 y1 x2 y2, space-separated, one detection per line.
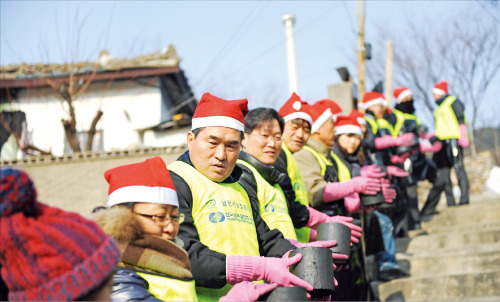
178 150 242 184
239 151 286 185
435 94 449 105
307 137 333 159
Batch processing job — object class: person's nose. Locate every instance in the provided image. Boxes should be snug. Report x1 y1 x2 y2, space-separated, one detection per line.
214 145 227 161
163 222 176 238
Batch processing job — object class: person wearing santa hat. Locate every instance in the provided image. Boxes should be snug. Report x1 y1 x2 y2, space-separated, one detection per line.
92 156 277 302
330 115 410 282
166 93 313 301
315 98 344 122
421 81 470 219
273 93 362 245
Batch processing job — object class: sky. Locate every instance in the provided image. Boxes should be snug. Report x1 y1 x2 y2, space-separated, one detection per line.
1 0 499 128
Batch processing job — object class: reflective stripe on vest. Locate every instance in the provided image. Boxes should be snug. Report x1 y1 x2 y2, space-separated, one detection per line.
434 96 460 139
403 112 421 126
330 152 352 182
168 161 260 301
364 116 378 135
377 110 405 137
302 145 334 178
137 272 197 302
237 159 297 240
282 145 310 243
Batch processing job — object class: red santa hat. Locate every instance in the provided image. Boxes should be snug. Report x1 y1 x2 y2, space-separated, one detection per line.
362 91 386 110
191 93 249 132
394 87 412 104
315 99 343 121
348 109 366 126
310 101 333 134
433 81 448 96
335 115 363 138
278 92 313 126
105 156 179 208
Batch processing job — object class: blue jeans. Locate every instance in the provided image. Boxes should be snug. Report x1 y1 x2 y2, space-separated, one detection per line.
373 210 399 271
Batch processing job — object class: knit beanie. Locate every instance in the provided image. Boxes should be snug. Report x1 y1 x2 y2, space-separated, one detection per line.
0 168 121 301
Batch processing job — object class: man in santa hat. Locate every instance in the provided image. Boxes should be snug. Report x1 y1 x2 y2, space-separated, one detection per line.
166 93 313 301
420 81 470 219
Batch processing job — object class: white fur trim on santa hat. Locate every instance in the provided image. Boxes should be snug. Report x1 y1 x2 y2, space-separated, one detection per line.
433 88 446 95
396 89 412 104
335 125 363 138
283 112 313 126
357 117 367 126
107 185 179 208
332 112 343 122
362 97 385 110
312 108 332 134
191 116 244 132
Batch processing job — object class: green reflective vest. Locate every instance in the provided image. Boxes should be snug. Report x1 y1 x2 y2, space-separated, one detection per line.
377 109 406 137
434 96 461 140
282 145 310 243
138 272 197 302
302 145 334 178
168 161 261 301
330 152 352 182
237 159 297 240
364 115 379 135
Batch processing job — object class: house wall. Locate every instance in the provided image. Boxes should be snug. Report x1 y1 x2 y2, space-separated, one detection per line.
15 77 166 156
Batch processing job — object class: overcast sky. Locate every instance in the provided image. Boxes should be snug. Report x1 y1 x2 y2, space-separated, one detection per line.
1 0 498 127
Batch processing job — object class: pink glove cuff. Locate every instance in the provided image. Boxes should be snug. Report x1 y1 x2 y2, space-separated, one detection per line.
375 135 396 149
306 206 329 229
324 181 356 202
226 255 259 284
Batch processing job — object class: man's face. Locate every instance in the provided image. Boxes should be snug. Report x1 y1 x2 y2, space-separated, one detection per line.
314 119 336 147
368 104 385 119
432 93 443 101
187 126 241 182
242 119 282 165
282 119 311 153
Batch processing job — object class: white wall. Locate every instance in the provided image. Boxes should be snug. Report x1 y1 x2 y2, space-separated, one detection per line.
15 76 170 156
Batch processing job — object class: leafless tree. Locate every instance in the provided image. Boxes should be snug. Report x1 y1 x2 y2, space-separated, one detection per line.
365 6 500 157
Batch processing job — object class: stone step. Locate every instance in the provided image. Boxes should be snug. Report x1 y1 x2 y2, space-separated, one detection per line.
409 221 500 238
377 269 500 301
396 228 500 253
396 241 500 258
422 203 500 228
396 250 500 278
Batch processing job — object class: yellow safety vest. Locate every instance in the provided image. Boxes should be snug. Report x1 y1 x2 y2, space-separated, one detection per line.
377 110 406 137
138 272 197 302
282 145 310 243
237 159 297 240
364 116 379 135
168 161 261 301
302 145 334 178
402 112 421 126
329 152 352 182
434 96 461 140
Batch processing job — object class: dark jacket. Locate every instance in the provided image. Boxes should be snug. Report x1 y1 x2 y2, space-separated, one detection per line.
239 151 310 229
111 268 161 302
170 151 296 289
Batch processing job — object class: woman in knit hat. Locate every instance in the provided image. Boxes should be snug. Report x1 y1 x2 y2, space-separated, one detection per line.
93 156 276 302
0 168 121 301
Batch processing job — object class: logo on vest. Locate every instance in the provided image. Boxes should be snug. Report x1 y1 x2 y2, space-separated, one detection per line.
264 204 275 213
209 212 225 223
206 199 217 208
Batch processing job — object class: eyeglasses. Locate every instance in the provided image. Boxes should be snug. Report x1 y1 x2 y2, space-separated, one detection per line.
134 212 184 225
251 132 282 144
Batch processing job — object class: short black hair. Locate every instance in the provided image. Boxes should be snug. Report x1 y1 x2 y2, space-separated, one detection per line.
192 127 244 139
244 108 284 134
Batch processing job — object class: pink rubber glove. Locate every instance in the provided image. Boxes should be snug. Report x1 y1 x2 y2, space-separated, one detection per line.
323 177 380 202
219 281 278 302
420 141 442 153
375 135 398 149
386 166 410 177
226 254 314 291
394 133 415 147
390 152 409 164
380 178 396 203
287 239 348 263
309 228 317 241
458 124 470 147
360 164 387 178
306 206 362 243
344 193 362 214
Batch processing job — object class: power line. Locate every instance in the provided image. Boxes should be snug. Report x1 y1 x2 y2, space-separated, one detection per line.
342 0 357 34
475 0 500 24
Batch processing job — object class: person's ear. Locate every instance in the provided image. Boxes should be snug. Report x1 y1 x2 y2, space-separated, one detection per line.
187 131 195 150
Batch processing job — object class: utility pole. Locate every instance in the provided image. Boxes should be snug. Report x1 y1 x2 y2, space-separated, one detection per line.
385 40 393 107
356 0 365 110
282 14 299 94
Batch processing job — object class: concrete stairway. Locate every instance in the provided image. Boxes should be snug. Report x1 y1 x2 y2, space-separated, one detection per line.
376 192 500 301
